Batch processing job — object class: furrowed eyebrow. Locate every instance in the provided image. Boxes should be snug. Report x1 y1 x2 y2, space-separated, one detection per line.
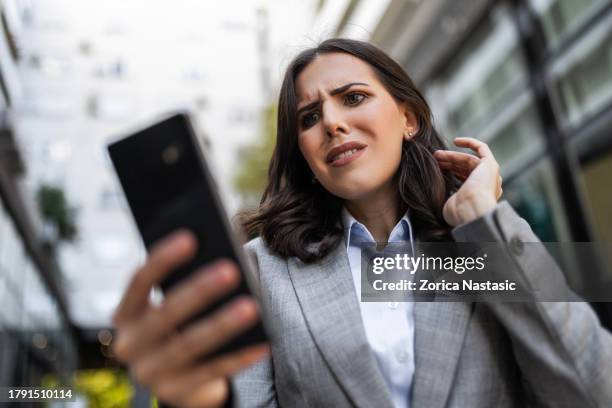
297 82 369 115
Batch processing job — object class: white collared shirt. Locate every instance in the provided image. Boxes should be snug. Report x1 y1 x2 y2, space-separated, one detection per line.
342 208 415 408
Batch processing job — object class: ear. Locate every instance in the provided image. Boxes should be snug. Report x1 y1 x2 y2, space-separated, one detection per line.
401 105 419 141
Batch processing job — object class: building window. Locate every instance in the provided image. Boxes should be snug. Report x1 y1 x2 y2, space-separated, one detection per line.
92 59 125 79
426 4 543 174
548 12 612 127
530 0 609 48
580 149 612 271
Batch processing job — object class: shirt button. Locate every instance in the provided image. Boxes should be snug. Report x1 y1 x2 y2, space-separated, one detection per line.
510 236 524 255
388 301 399 309
396 349 409 364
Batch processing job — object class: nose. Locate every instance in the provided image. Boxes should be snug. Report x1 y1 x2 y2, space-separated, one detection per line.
322 102 349 138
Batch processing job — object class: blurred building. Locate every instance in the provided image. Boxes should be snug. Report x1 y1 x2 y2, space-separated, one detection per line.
0 0 78 395
361 0 612 323
8 0 272 331
0 0 305 405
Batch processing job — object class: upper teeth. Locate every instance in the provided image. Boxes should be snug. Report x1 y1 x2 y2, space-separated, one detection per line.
332 148 359 161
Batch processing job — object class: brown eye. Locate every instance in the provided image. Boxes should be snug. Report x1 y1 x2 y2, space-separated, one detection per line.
345 92 366 106
301 112 320 128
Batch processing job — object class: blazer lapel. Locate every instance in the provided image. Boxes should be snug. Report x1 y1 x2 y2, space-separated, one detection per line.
411 300 473 408
287 242 394 408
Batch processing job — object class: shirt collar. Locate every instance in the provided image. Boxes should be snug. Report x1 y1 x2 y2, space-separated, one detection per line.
342 207 413 249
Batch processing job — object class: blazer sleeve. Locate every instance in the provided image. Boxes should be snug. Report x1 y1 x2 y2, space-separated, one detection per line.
227 238 279 407
452 200 612 407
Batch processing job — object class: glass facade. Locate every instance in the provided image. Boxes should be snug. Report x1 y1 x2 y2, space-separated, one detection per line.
581 147 612 273
427 5 546 173
0 195 77 398
503 159 571 242
426 0 612 243
1 0 79 398
548 8 612 127
535 0 612 275
531 0 609 48
426 3 565 239
422 0 612 319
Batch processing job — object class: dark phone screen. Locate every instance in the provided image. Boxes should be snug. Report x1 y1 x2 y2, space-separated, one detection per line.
108 114 233 287
107 113 267 354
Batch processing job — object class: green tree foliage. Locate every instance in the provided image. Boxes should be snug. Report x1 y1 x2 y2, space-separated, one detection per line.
42 370 133 407
74 369 133 407
36 184 78 243
234 103 277 207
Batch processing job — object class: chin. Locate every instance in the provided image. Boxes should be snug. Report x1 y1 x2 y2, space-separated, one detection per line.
323 179 384 201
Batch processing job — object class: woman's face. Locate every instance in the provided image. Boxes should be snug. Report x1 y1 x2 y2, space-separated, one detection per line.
296 52 417 201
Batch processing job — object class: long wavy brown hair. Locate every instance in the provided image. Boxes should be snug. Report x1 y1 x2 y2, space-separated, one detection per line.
239 38 461 263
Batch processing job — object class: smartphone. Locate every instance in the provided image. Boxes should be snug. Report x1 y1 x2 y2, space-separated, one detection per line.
107 112 268 356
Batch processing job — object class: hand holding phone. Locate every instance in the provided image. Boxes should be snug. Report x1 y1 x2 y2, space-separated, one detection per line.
108 112 270 406
112 230 269 407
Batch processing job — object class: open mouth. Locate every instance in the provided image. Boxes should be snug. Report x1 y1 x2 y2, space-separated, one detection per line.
326 142 367 167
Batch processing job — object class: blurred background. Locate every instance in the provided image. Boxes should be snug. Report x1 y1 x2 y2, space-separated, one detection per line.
0 0 611 406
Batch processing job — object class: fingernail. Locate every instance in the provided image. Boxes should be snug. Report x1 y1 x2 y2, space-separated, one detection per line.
233 298 256 320
213 264 236 284
172 230 194 249
202 265 230 286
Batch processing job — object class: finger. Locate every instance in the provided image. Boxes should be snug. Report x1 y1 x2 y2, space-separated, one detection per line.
157 344 270 401
443 194 461 227
114 230 197 325
454 138 502 181
114 261 243 361
437 160 464 174
133 296 260 380
456 172 468 181
436 159 476 174
437 161 471 180
452 171 468 182
434 150 480 170
453 137 493 160
182 378 232 408
154 260 242 332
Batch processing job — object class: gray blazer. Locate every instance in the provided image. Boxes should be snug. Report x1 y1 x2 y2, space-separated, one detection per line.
233 201 612 407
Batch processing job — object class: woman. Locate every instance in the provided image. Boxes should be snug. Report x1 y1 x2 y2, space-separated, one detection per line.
112 39 612 407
